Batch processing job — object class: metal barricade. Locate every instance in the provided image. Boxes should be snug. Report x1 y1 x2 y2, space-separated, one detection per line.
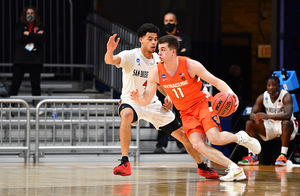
0 99 30 163
35 99 140 163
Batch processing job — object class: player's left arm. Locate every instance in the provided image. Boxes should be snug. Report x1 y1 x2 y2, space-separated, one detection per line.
130 66 159 106
186 58 239 110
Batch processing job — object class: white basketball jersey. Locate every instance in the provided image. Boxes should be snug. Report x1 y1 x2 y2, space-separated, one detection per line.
263 89 295 122
117 48 160 101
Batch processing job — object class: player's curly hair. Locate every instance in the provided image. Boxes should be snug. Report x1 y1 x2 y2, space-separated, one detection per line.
137 23 159 38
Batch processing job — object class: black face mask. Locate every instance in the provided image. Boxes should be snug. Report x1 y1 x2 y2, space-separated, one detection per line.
165 23 176 32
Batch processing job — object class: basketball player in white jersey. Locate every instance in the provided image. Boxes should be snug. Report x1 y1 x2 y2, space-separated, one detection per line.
238 74 298 166
104 23 219 178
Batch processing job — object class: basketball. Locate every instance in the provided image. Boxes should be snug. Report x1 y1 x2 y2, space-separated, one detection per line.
211 92 236 117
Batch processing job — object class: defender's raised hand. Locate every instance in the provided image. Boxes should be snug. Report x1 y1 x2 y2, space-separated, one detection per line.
107 34 120 52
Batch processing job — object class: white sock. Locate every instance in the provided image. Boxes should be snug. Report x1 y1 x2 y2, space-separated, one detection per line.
281 147 288 156
228 162 239 169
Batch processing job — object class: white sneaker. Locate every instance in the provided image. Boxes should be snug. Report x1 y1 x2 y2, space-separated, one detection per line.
219 167 246 181
236 130 261 154
219 181 246 194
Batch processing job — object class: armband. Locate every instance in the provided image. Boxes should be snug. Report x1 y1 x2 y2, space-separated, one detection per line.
227 89 234 95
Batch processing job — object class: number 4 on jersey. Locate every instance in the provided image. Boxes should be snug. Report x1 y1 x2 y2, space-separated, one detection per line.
143 80 147 89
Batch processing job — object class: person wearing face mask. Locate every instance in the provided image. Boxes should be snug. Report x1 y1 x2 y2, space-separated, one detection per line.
10 5 46 101
154 12 192 154
162 12 191 57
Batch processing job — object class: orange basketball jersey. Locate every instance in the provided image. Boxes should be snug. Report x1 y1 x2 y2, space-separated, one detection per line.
157 56 211 111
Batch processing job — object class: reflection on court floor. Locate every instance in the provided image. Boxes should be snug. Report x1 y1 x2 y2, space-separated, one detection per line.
0 162 299 196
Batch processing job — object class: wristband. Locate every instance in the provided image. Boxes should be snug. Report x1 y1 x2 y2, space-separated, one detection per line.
227 89 234 95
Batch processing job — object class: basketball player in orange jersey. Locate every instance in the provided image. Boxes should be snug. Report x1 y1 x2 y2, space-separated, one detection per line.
130 35 262 181
105 23 219 179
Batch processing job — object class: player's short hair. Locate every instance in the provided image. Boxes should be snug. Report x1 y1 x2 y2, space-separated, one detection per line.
137 23 160 38
158 35 179 55
267 74 280 85
165 12 177 21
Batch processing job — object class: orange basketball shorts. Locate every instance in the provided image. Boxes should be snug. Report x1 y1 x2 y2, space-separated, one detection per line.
180 99 221 138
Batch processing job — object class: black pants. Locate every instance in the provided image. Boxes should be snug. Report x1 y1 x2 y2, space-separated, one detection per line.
156 91 184 149
9 63 43 96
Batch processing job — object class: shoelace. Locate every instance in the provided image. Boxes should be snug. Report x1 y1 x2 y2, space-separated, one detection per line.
203 164 215 173
242 155 253 162
276 156 287 163
117 160 128 166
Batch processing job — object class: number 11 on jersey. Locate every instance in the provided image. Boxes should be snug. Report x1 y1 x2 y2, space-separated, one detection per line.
172 88 185 98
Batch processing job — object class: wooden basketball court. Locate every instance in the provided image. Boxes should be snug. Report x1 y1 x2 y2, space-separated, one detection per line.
0 161 299 196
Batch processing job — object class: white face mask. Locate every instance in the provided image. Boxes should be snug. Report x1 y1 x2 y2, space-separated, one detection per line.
26 14 35 22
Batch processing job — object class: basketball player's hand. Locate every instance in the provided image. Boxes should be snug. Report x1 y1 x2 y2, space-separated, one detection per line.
129 89 139 101
163 95 173 110
107 34 120 52
227 89 239 111
255 112 268 120
254 115 264 125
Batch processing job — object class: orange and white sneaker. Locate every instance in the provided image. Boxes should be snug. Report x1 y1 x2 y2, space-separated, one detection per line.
275 155 287 166
113 161 131 176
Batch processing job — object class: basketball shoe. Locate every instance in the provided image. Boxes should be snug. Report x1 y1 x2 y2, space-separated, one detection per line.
113 160 131 176
275 154 287 166
197 164 219 179
236 130 261 154
238 154 259 165
219 167 246 181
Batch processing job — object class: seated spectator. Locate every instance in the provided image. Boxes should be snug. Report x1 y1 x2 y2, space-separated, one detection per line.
238 74 298 166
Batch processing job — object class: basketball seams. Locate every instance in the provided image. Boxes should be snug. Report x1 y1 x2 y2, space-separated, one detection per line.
219 94 230 116
212 92 235 117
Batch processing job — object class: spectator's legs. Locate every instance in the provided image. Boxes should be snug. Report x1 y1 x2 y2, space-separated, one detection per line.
9 63 26 96
29 64 42 96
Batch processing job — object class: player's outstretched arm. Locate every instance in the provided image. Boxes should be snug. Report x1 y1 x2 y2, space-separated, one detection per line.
104 34 121 65
130 67 160 106
186 58 239 110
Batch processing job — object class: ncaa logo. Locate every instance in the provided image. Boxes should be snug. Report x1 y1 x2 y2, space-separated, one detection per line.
162 74 166 79
136 58 141 66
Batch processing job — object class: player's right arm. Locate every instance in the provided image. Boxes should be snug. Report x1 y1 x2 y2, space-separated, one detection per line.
104 34 121 65
130 66 160 106
249 94 264 124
